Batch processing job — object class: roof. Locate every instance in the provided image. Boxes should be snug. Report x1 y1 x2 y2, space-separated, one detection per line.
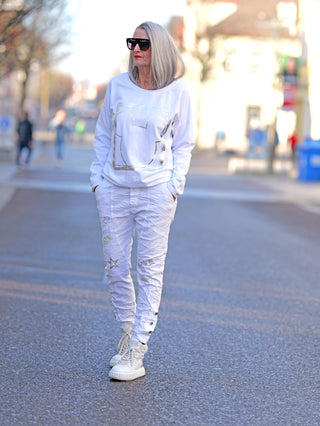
205 0 299 39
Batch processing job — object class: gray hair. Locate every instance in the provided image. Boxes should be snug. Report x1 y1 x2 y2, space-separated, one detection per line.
128 21 185 89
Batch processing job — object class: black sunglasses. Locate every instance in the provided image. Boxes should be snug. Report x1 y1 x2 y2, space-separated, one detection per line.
126 38 150 51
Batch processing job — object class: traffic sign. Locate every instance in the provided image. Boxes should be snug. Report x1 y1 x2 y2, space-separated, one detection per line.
0 116 12 132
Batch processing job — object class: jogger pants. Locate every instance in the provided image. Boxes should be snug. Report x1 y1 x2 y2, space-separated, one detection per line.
95 179 177 343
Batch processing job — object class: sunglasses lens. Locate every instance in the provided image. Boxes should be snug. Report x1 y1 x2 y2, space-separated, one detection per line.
139 41 150 51
127 38 150 51
127 39 135 50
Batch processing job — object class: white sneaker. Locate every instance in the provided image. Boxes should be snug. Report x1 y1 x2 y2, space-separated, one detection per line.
110 327 132 368
109 338 148 381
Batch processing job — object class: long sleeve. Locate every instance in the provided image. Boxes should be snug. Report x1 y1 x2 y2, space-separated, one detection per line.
167 88 195 197
90 87 112 189
90 73 194 192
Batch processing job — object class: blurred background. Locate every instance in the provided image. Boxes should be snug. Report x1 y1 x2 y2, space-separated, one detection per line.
1 0 320 173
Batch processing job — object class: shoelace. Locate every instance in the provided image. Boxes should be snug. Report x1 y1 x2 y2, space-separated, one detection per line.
121 347 132 362
121 343 144 363
117 330 131 355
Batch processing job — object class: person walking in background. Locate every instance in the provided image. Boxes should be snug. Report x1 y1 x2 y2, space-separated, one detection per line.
53 110 71 168
16 111 33 168
288 132 298 160
90 21 194 381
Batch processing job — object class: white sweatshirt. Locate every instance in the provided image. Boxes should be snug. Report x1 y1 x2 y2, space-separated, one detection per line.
90 72 194 197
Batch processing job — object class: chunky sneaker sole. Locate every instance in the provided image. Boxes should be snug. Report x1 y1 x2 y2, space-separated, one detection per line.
110 353 122 368
109 338 148 381
109 365 145 381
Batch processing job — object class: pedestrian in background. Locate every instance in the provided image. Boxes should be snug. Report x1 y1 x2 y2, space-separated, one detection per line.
288 132 298 160
16 111 33 168
90 21 194 381
53 110 71 168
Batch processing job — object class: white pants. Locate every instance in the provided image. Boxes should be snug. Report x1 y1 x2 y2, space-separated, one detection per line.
95 180 177 344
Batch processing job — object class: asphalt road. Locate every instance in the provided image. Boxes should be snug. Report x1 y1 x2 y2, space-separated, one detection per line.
0 148 320 425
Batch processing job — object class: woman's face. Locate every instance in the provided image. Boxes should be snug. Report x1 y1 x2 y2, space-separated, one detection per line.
131 28 151 70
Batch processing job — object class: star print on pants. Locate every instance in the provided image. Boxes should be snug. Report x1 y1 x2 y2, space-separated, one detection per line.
106 257 119 270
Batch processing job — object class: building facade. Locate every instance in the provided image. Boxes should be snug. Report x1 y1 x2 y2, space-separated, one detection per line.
182 0 302 153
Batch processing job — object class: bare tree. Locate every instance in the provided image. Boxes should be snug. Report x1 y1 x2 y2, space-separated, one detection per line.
0 0 43 77
36 70 73 111
0 0 72 114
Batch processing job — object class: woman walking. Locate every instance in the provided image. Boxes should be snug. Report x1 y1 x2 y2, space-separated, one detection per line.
90 21 194 381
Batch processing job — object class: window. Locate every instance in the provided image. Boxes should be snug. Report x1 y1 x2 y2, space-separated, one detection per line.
223 49 236 73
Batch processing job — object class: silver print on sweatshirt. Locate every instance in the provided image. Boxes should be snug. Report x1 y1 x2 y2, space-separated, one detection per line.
112 102 173 171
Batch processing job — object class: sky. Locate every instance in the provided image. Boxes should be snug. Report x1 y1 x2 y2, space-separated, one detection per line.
58 0 188 85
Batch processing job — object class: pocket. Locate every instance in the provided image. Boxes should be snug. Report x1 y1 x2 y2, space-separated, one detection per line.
94 179 107 200
163 183 176 204
95 180 113 218
94 182 103 196
95 179 109 192
164 184 177 223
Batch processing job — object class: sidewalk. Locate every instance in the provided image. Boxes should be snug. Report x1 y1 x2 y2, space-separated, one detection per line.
189 149 320 213
0 141 93 212
1 144 320 214
0 162 16 213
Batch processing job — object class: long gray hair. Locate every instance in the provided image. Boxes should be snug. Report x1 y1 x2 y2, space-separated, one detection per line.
128 21 185 89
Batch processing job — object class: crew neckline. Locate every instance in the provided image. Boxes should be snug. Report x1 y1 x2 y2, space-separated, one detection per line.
126 73 179 93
